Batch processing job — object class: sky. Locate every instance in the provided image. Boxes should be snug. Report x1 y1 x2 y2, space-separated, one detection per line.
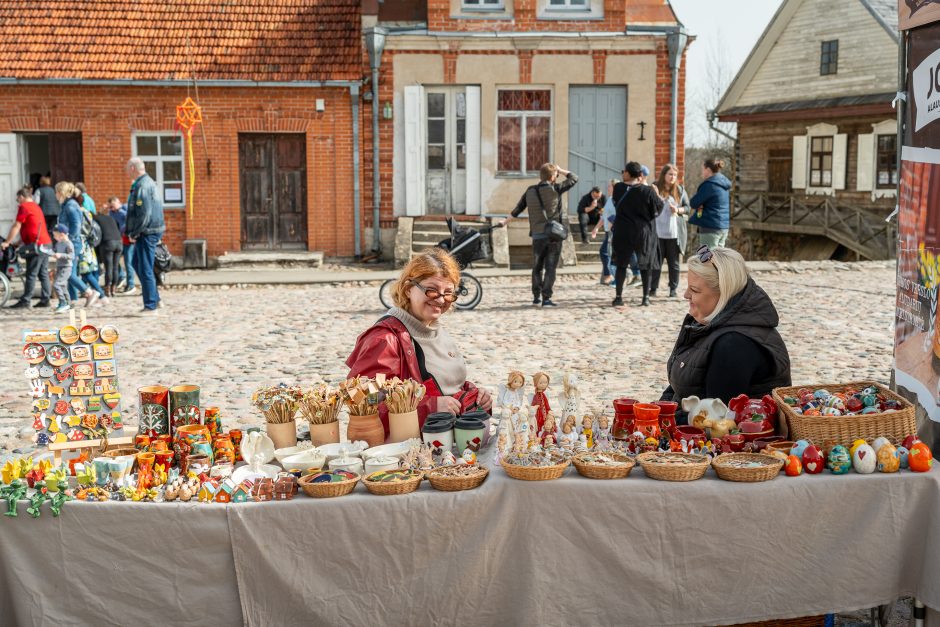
670 0 786 147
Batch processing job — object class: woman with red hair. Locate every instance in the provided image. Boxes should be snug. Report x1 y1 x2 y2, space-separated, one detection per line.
346 248 493 436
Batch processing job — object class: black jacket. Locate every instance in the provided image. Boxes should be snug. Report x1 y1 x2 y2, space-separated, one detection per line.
611 182 664 269
94 212 122 243
663 277 791 404
511 173 578 238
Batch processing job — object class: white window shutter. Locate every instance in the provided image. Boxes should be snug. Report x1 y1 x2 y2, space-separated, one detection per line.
465 86 481 215
403 85 426 217
856 133 874 192
791 136 807 189
832 133 848 190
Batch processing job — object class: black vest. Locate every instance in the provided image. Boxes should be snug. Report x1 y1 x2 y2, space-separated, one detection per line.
666 278 791 401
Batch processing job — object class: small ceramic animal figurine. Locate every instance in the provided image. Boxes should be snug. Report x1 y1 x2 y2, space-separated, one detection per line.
441 450 457 466
558 415 578 449
560 373 581 423
496 371 527 420
539 412 558 447
530 372 551 434
681 396 730 431
461 448 477 465
580 414 594 449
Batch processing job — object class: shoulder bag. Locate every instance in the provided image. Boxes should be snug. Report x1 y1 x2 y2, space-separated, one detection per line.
534 186 569 242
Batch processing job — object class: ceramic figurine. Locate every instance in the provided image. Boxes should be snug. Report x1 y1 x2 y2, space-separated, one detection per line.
558 415 578 449
495 371 527 420
784 455 803 476
510 404 531 447
828 445 852 474
462 448 477 465
876 442 900 473
580 414 594 449
728 394 777 441
417 444 435 472
530 372 551 434
852 443 877 474
908 441 933 472
441 450 457 466
595 415 611 448
680 396 729 431
802 444 825 474
539 412 558 447
560 373 581 424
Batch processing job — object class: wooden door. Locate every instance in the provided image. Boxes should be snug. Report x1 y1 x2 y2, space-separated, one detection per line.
767 148 792 194
49 132 83 183
239 134 307 249
568 86 627 207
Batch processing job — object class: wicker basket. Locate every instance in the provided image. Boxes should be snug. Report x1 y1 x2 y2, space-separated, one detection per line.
102 447 138 459
772 381 916 448
363 471 423 495
426 466 489 491
501 459 570 481
712 453 784 482
572 453 636 479
638 452 709 481
297 472 359 498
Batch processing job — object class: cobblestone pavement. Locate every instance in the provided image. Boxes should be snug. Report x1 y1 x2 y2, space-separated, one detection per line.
0 262 896 457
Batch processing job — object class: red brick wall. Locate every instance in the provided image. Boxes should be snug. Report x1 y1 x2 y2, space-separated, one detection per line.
428 0 627 32
0 85 362 257
654 44 687 175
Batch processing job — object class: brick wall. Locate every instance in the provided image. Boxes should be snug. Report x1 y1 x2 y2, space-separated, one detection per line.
428 0 627 32
0 85 362 257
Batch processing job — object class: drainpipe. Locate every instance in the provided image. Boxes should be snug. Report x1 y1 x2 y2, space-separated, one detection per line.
666 28 688 166
351 83 362 258
364 27 388 256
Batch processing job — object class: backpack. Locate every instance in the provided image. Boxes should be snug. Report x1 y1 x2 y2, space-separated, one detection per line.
81 210 102 248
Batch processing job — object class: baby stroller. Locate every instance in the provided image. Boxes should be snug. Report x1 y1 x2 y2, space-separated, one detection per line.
378 218 502 311
0 237 22 307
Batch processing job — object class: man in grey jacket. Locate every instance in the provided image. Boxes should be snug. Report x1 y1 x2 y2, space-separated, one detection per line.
125 157 166 314
500 163 577 307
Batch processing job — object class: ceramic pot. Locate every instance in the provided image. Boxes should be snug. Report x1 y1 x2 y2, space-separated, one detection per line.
168 384 201 437
134 434 151 450
328 456 364 475
149 440 168 452
212 435 236 465
676 426 707 450
309 421 340 447
723 433 746 453
203 407 222 438
93 457 111 486
454 417 486 453
364 456 399 475
652 401 679 437
229 429 243 462
154 449 174 470
137 385 169 437
388 410 420 443
632 403 661 439
136 452 155 489
611 398 638 440
347 413 384 447
174 424 211 470
185 453 211 476
422 420 454 452
265 420 298 451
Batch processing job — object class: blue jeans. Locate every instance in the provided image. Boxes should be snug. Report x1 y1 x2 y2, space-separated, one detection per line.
132 233 160 310
67 254 89 300
630 252 640 277
121 242 137 288
599 232 613 279
82 271 105 297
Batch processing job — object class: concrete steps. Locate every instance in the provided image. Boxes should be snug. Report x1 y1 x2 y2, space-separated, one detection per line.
216 250 324 268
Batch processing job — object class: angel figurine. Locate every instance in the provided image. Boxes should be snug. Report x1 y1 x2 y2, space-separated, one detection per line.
495 371 527 419
530 372 551 433
560 373 581 422
558 415 579 449
539 411 558 447
580 414 594 449
595 415 612 449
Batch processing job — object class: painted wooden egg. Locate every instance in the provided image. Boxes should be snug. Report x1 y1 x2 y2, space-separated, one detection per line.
821 407 842 416
827 445 852 475
802 445 825 474
872 437 891 452
897 446 910 469
902 435 920 450
852 443 877 474
876 443 900 473
785 455 803 476
849 439 869 457
790 440 811 459
824 396 845 411
813 389 831 401
908 442 934 472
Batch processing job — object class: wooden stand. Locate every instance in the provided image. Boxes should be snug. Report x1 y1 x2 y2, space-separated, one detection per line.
48 435 134 466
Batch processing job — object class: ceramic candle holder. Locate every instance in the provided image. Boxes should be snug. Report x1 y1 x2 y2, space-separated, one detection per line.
169 384 201 437
611 398 638 440
138 385 170 437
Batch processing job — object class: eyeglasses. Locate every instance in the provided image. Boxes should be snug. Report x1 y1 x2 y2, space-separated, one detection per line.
696 244 714 263
411 281 458 303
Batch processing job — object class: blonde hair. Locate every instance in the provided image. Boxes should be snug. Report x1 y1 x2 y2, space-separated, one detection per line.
507 370 525 388
54 182 76 199
686 247 749 323
392 248 461 313
532 371 549 390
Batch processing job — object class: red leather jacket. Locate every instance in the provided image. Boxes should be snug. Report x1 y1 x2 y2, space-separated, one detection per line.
345 316 479 436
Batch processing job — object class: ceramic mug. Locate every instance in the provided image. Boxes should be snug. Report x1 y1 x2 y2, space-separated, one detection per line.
422 420 455 452
168 384 201 436
454 417 485 453
93 457 112 486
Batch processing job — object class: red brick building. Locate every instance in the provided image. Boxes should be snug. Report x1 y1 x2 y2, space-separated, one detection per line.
0 0 363 259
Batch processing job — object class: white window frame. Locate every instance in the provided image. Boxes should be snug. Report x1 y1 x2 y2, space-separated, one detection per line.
131 132 186 208
462 0 505 10
798 122 846 196
496 87 553 178
856 120 898 199
545 0 589 10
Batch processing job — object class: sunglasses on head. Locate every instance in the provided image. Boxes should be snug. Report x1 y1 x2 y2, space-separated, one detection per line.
696 244 714 263
411 280 458 303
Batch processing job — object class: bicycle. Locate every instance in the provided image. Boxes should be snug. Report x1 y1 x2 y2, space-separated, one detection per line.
0 237 25 308
379 218 502 311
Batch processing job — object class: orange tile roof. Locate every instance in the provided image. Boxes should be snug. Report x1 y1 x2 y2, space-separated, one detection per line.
0 0 362 82
625 1 681 26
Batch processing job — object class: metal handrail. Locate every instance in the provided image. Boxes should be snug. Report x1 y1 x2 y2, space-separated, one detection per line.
568 150 622 175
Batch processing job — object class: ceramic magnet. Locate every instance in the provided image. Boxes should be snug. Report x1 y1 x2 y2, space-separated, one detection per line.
53 400 69 415
103 393 121 409
72 364 94 380
69 381 92 396
23 343 45 364
38 364 54 378
92 344 113 360
24 330 57 343
32 399 50 412
96 361 116 377
99 326 119 344
87 396 102 412
46 344 69 367
79 325 99 344
53 366 73 383
65 415 81 428
59 325 79 345
70 398 86 415
69 345 91 362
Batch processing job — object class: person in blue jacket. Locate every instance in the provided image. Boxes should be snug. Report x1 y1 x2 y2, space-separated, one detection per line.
689 158 731 249
124 157 165 314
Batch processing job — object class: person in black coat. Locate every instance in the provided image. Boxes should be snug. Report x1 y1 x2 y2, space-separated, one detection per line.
611 161 664 307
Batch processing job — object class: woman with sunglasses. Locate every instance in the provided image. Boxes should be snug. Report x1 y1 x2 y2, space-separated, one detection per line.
346 248 493 437
660 246 791 410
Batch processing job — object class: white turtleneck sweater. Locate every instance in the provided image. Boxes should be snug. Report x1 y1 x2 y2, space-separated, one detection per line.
387 307 467 395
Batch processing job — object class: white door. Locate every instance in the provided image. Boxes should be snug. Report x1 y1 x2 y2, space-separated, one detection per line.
424 86 484 215
0 134 20 237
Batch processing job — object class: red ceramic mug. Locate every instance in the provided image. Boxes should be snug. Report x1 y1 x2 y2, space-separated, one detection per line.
611 398 638 440
675 425 706 450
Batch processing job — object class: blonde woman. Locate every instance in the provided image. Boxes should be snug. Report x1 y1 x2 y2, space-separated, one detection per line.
54 182 98 308
660 246 791 408
346 248 493 435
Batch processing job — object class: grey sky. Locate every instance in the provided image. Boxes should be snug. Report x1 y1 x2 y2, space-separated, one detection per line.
671 0 786 146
